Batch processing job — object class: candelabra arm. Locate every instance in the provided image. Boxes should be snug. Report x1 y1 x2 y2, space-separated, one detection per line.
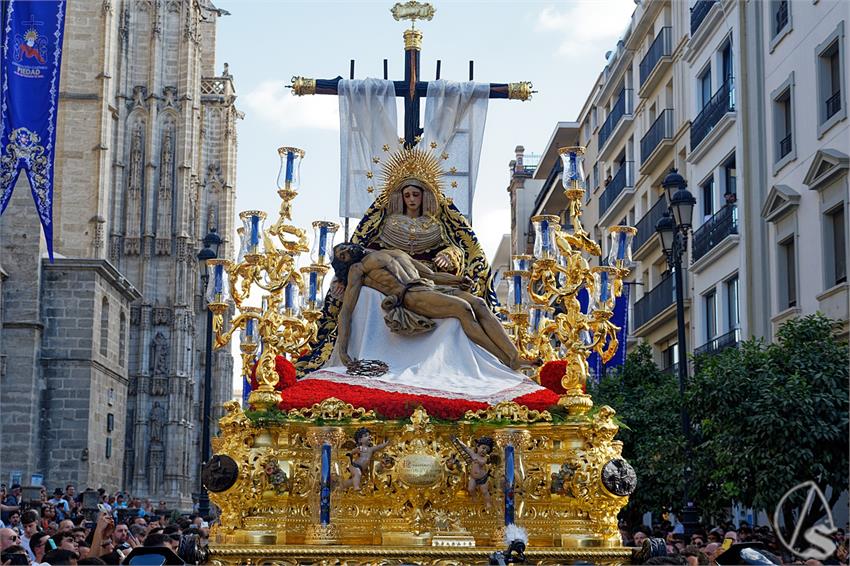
276 315 319 355
533 321 559 363
213 312 260 350
579 234 602 257
229 264 260 308
592 320 621 364
271 223 310 253
240 351 256 378
212 311 224 340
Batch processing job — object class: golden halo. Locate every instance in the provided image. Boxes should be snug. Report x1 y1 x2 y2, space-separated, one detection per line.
377 146 446 204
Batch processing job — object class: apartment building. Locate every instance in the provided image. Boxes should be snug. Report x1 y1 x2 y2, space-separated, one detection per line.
759 0 849 338
499 0 848 369
492 234 513 307
684 0 746 360
501 0 691 370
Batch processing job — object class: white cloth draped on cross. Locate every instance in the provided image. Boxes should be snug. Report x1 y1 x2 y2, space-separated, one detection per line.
338 78 489 220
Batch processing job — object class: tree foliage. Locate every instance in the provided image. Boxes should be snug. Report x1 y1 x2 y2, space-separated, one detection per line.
591 314 849 527
590 343 685 523
688 314 849 524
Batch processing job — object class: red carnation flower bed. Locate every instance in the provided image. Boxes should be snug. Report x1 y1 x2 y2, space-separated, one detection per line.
277 380 559 420
539 360 585 394
251 356 560 419
250 355 297 391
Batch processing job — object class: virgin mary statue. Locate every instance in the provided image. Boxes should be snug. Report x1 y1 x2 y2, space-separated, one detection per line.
292 148 557 409
296 147 498 376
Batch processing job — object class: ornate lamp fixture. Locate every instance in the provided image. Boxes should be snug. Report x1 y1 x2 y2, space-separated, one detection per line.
208 147 339 410
503 147 636 415
655 167 700 536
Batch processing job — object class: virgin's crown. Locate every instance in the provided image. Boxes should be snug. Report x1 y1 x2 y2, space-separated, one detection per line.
379 145 447 198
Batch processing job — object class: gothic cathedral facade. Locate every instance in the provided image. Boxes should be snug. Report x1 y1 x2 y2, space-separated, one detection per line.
0 0 237 510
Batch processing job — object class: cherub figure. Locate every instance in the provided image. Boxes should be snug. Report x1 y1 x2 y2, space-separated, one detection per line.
260 457 288 496
340 427 390 491
550 462 575 495
452 436 495 509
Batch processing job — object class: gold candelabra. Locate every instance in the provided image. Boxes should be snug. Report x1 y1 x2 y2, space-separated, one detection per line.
205 147 339 410
503 146 637 415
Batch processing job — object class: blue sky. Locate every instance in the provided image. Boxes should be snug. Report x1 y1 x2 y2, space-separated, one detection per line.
213 0 636 261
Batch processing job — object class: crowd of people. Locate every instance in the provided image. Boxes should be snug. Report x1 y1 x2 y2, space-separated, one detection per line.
3 481 847 565
621 519 849 565
0 483 207 565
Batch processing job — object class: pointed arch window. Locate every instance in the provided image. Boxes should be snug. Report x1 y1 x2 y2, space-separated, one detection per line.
119 310 127 367
100 298 110 357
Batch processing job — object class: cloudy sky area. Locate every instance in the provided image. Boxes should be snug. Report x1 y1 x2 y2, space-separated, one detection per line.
214 0 636 261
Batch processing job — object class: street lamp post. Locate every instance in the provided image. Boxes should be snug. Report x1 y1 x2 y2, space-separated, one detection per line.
655 169 700 538
197 227 221 520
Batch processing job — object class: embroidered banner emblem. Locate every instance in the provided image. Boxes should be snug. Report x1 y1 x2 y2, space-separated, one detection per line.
0 0 67 260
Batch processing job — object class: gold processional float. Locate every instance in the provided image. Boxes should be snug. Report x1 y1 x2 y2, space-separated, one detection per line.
200 144 639 565
200 6 640 566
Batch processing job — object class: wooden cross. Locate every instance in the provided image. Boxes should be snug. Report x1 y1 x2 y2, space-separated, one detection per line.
289 1 534 147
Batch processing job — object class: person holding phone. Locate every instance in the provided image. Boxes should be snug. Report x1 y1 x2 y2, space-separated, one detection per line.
88 513 113 559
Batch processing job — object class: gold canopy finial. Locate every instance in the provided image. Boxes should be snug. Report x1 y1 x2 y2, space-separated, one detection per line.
391 1 435 28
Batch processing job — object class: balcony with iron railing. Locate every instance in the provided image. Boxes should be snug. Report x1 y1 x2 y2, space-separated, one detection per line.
694 328 740 357
691 0 718 35
522 152 541 171
691 78 735 150
599 162 635 219
640 109 674 166
725 176 737 198
633 270 686 331
640 27 672 89
598 89 633 153
633 197 669 254
662 362 679 376
692 204 738 263
826 90 842 120
533 158 563 214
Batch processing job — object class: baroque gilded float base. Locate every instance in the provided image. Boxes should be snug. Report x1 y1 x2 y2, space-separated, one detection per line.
207 400 637 566
208 544 633 566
